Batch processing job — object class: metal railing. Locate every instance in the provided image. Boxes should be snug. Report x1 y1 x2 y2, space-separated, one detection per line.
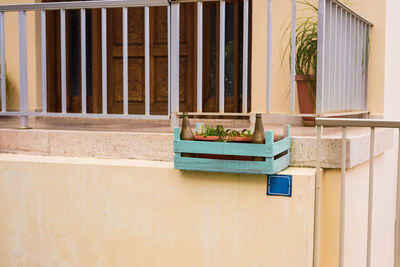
0 0 251 128
314 118 400 267
316 0 373 115
0 0 373 127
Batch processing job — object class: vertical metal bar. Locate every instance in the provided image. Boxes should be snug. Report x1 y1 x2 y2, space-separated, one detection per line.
339 126 347 267
168 5 171 116
313 125 322 267
332 4 338 112
366 127 375 267
338 8 343 113
219 0 225 113
19 11 29 128
352 17 357 111
266 0 272 113
197 1 203 113
144 6 150 115
122 7 128 115
60 9 67 113
341 11 347 112
355 20 360 111
360 23 365 111
170 2 180 127
325 0 332 113
364 25 370 111
81 9 87 114
290 0 296 113
242 0 249 113
41 10 47 113
101 8 107 114
394 128 400 267
316 0 326 114
346 14 352 111
0 12 6 112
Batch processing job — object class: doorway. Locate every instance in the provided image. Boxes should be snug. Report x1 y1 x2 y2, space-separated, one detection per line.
44 0 250 114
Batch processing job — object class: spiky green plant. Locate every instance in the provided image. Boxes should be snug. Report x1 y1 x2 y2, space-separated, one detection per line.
282 0 369 104
282 1 318 102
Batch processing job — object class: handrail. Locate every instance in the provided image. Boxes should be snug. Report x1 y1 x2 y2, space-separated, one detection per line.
0 0 168 12
314 117 400 267
333 0 374 27
315 118 400 128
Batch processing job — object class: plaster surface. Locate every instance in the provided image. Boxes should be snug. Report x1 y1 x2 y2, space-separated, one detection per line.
0 154 315 267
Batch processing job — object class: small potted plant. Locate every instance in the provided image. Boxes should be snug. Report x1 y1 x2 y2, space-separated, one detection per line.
226 129 253 143
282 1 318 126
194 124 254 143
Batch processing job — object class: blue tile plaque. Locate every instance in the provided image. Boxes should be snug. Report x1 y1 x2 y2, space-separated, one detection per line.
267 175 292 197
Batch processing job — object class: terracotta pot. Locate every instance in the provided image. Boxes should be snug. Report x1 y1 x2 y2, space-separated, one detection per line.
295 75 316 126
194 135 219 141
227 136 252 143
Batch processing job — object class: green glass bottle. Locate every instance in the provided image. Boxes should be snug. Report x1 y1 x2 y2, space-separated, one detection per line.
252 114 265 161
180 112 195 157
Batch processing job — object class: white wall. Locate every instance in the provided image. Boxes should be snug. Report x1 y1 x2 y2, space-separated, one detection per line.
384 0 400 266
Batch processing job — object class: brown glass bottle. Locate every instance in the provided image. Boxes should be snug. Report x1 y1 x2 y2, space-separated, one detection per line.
180 112 195 157
252 114 265 161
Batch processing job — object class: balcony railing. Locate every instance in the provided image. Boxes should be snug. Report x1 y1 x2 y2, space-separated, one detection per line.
316 0 373 115
315 118 400 267
0 0 372 128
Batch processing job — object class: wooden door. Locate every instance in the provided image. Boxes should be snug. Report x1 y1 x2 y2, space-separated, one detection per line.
44 0 102 113
44 1 248 115
107 4 196 115
202 0 249 113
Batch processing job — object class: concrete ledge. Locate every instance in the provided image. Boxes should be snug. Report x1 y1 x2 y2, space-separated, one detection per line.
291 128 394 168
0 127 394 169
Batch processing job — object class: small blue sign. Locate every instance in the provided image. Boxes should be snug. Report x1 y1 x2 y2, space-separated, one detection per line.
267 175 292 197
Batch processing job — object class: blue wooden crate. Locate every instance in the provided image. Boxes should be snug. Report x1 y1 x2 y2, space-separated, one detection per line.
173 125 291 175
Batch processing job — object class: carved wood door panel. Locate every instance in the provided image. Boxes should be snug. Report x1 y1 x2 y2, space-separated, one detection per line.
107 4 195 115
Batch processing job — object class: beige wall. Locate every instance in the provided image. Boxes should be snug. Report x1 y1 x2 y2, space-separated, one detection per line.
251 0 386 115
0 154 316 267
384 0 400 265
1 0 41 111
318 152 397 267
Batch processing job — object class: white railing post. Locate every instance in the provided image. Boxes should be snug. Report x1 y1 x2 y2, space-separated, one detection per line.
316 0 326 115
81 8 87 114
395 130 400 267
242 0 249 113
197 1 203 113
19 10 29 128
101 7 107 114
313 125 322 267
219 0 225 113
122 7 128 115
290 0 296 113
41 10 47 113
366 127 375 267
0 11 6 112
170 2 180 128
144 6 150 115
60 9 66 113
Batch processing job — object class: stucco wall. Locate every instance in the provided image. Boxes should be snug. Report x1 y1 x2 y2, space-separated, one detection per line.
0 154 316 267
318 152 397 267
384 0 400 265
